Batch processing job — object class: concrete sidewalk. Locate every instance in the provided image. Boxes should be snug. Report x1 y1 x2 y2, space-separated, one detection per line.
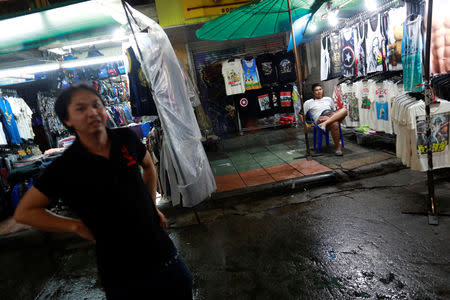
0 126 405 237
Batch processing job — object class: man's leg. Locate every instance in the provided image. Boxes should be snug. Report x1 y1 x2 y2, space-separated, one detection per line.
328 121 343 151
319 108 348 129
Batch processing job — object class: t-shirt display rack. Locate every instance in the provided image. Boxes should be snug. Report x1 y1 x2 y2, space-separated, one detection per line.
221 50 299 135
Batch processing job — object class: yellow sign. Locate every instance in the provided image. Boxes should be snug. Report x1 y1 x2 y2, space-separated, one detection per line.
182 0 250 19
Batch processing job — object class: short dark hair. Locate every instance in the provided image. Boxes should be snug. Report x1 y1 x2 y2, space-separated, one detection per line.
312 83 322 92
55 82 103 133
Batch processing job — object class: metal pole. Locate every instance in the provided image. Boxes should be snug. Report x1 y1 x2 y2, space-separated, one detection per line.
423 0 438 224
287 0 312 159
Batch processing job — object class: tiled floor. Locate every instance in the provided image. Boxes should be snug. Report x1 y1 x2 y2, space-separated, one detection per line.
208 140 332 193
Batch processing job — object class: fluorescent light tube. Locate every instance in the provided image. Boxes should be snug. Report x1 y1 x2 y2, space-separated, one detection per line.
61 55 125 68
0 63 60 78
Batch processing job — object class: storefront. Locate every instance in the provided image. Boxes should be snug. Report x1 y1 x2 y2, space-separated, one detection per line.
298 0 450 172
0 0 215 220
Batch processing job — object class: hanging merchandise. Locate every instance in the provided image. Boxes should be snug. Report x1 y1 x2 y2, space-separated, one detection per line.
333 82 359 127
356 22 368 77
126 47 158 116
340 27 358 77
0 122 7 145
366 14 387 73
256 53 278 85
320 35 331 81
279 84 294 114
274 51 297 83
222 58 246 95
255 88 272 117
354 80 376 129
242 58 262 90
0 97 22 144
2 96 34 141
269 86 281 114
329 32 342 79
387 6 406 71
429 0 450 75
373 81 394 134
127 4 216 207
402 14 424 92
392 95 450 171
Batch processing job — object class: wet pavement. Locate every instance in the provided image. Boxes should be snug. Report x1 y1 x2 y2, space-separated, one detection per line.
1 169 449 299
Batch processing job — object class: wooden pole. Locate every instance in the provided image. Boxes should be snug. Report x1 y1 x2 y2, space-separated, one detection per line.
287 0 312 158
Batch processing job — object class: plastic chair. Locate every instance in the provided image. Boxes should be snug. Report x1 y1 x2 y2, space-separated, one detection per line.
306 112 344 153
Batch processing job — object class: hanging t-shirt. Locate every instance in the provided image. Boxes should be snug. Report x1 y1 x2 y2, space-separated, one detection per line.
126 47 157 116
269 86 280 114
321 36 331 81
411 100 450 171
373 81 393 134
329 33 342 79
0 121 7 145
255 88 272 117
366 14 387 73
402 15 424 92
356 22 367 77
8 97 34 140
279 84 294 113
387 6 406 71
235 92 257 118
354 80 376 129
0 97 22 144
242 58 262 90
222 59 246 95
339 83 360 127
274 51 297 83
340 27 358 77
256 53 277 85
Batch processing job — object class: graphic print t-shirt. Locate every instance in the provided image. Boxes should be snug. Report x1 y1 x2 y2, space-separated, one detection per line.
387 6 406 71
402 15 424 92
222 59 246 95
274 51 297 83
0 97 22 144
256 53 277 85
366 14 387 73
255 88 273 117
340 27 358 77
329 33 342 78
242 58 262 90
321 36 331 81
356 22 367 77
279 84 294 113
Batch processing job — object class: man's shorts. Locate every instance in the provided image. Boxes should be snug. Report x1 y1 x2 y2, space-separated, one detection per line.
317 110 334 124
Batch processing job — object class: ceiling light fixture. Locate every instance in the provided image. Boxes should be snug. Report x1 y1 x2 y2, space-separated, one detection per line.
0 55 125 78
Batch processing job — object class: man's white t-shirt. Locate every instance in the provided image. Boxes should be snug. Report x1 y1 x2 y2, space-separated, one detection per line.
222 59 245 96
303 96 336 123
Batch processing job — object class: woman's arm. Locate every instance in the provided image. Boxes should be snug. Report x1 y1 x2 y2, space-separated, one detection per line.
140 151 167 229
14 187 95 241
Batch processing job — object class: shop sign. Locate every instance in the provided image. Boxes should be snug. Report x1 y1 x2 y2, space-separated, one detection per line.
182 0 250 19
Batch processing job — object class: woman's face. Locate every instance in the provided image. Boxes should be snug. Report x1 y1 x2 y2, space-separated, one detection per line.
64 89 107 136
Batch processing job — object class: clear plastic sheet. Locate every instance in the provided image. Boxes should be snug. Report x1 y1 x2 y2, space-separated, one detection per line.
133 13 216 206
101 1 216 207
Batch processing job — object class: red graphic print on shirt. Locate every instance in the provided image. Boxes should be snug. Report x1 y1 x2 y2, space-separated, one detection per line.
121 145 137 166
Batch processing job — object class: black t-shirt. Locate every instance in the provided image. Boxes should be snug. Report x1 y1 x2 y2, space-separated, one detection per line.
274 51 297 83
34 128 175 285
269 86 281 114
279 84 294 113
256 53 278 85
254 88 273 117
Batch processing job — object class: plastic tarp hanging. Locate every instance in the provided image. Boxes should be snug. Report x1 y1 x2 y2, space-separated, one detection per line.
102 0 216 207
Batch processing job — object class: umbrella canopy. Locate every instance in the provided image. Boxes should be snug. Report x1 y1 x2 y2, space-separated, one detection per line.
196 0 326 40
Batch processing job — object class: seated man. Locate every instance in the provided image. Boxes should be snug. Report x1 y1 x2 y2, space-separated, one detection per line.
301 83 347 156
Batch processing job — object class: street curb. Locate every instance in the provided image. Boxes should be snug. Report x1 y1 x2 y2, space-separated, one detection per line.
211 171 337 201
